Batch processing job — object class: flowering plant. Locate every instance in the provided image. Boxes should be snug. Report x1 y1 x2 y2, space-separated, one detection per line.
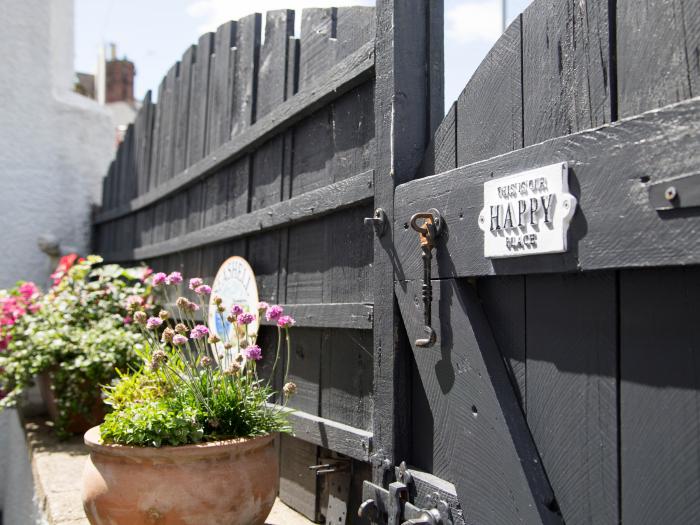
99 272 296 447
0 256 153 436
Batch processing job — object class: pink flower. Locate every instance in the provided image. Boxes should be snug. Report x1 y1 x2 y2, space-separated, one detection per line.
237 313 255 325
172 334 188 345
123 316 133 325
141 267 153 281
125 295 144 309
230 304 244 316
277 315 295 328
243 345 262 361
18 282 39 300
190 324 210 340
166 272 183 285
189 278 203 290
146 317 163 330
257 301 270 312
28 304 41 314
152 272 167 287
194 285 212 296
265 305 283 321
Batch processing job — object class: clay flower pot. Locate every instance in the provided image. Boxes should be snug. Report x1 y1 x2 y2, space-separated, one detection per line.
81 426 279 525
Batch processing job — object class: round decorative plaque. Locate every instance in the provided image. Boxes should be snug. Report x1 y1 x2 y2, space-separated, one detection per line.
208 256 259 354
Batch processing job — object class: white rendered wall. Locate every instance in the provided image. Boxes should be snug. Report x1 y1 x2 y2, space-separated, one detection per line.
0 0 115 289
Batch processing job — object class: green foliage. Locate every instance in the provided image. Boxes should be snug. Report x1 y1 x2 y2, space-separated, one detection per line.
0 256 154 437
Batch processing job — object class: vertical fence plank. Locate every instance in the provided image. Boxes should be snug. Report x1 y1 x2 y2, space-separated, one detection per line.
620 268 700 525
617 0 700 118
526 273 618 524
522 0 611 146
156 62 179 185
149 79 165 190
231 13 261 138
206 21 237 152
187 32 214 165
173 45 196 174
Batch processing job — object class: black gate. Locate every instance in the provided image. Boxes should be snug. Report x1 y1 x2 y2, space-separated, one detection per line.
93 0 700 523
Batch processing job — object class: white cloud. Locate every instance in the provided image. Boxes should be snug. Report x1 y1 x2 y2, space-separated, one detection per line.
186 0 374 35
446 0 502 44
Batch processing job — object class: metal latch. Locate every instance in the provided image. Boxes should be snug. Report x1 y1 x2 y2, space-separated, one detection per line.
409 209 443 348
358 462 453 525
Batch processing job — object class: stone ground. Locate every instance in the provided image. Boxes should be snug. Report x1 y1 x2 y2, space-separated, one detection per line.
22 417 314 525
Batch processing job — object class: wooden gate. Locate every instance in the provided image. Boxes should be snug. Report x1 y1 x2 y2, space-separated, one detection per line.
93 0 700 523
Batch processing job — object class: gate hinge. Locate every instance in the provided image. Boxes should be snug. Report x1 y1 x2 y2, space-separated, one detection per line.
358 462 453 525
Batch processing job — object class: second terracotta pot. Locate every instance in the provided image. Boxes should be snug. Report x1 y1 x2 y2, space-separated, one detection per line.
81 426 279 525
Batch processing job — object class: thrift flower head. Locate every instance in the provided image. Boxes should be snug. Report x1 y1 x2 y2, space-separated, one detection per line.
266 305 284 321
172 334 188 345
190 325 210 340
146 317 163 330
125 295 144 310
150 350 168 371
166 272 183 285
237 313 255 325
188 277 203 290
158 309 170 320
243 345 262 361
123 316 133 325
257 301 270 312
277 315 295 328
161 327 175 343
213 295 223 305
230 304 244 316
152 272 168 287
194 285 211 296
134 311 148 325
200 356 213 367
283 382 297 396
174 323 188 334
208 334 221 344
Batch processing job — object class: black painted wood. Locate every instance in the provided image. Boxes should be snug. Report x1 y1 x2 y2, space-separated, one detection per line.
187 32 214 165
395 96 700 280
93 41 374 225
617 0 700 119
395 278 560 524
206 21 236 152
620 267 700 525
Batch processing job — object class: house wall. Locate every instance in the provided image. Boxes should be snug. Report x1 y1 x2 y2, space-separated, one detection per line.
0 0 114 289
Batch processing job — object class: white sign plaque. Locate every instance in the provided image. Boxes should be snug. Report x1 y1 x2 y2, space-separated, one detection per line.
477 162 577 258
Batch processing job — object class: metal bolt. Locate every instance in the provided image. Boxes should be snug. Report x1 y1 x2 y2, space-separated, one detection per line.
665 186 678 201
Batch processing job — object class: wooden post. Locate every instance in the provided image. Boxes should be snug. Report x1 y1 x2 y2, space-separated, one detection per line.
372 0 443 484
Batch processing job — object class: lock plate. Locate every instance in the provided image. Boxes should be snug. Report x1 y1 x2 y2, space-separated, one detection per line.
358 462 453 525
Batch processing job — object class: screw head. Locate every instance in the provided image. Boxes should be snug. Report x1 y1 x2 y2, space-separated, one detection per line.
665 186 678 201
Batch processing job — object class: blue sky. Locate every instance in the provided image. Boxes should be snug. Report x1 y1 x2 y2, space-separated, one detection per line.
75 0 532 111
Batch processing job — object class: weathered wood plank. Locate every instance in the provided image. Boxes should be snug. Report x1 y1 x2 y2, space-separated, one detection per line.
231 13 261 138
257 10 293 120
130 170 372 260
206 21 237 152
187 32 214 165
156 62 179 184
522 0 611 146
526 272 618 524
620 267 700 524
395 96 700 279
93 41 374 225
457 16 522 166
617 0 700 119
282 408 373 462
395 278 560 524
173 45 196 173
264 303 373 330
279 434 319 521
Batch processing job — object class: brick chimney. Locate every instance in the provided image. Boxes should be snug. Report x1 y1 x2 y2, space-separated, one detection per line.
105 44 135 104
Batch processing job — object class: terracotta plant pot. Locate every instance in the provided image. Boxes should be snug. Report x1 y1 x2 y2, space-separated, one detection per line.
81 426 279 525
38 372 105 434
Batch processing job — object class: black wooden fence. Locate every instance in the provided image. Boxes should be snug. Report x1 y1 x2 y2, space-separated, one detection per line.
93 0 700 524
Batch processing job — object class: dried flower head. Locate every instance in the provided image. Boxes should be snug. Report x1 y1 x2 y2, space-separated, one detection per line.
146 317 163 330
133 311 148 325
226 314 235 323
174 323 188 334
158 309 170 321
223 342 233 350
224 362 242 376
283 382 297 396
213 295 223 305
150 349 168 371
176 297 189 309
200 356 213 367
217 305 225 313
208 334 221 344
161 327 175 343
